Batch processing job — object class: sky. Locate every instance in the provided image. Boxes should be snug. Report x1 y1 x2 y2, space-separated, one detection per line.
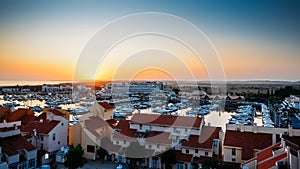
0 0 299 81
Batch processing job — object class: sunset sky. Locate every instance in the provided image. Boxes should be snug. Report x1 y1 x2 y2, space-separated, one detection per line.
0 0 299 81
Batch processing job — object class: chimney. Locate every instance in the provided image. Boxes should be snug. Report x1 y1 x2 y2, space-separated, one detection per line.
33 128 37 137
288 126 293 137
253 123 257 133
240 124 245 132
272 133 276 145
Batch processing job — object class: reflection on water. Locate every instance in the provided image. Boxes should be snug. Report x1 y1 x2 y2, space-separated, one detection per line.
121 107 263 131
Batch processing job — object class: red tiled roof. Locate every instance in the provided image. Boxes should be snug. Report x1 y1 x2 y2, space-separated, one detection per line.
283 135 300 150
131 113 202 128
242 142 282 166
47 109 64 116
224 130 278 160
176 151 193 162
182 126 221 149
0 134 36 156
98 102 114 110
146 131 172 145
113 129 137 141
34 113 47 122
258 152 287 169
20 114 36 125
256 142 281 163
115 120 130 130
113 120 137 140
106 119 117 128
0 107 10 122
9 108 35 121
21 119 60 135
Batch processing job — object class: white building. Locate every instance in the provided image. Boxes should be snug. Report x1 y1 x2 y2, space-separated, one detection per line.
21 109 69 164
111 113 223 169
223 123 300 168
0 120 37 169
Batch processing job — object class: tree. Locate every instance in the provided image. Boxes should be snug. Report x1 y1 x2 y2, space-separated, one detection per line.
161 148 176 169
201 159 219 169
64 144 85 169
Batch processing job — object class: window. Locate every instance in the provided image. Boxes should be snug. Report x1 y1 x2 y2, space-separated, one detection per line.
185 128 188 133
61 123 64 126
52 133 56 141
87 145 95 153
149 145 152 149
232 148 236 155
195 149 198 153
41 143 44 150
139 124 143 130
232 158 236 162
116 141 119 145
58 141 60 145
149 125 152 130
124 140 126 144
205 152 208 156
213 140 219 148
40 136 44 141
186 149 189 154
29 139 32 143
28 159 36 168
157 144 160 148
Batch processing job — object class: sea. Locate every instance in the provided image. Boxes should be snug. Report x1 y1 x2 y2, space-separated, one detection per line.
0 80 73 87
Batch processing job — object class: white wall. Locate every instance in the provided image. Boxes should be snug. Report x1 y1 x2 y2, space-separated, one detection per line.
145 143 169 153
182 147 213 157
130 123 201 136
46 119 68 152
223 146 243 163
0 162 8 169
226 124 300 136
26 150 37 161
7 154 19 165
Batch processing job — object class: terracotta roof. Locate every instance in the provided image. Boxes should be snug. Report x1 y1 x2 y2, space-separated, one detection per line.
113 120 137 140
0 134 36 156
283 135 300 150
258 152 287 169
20 114 36 125
224 130 279 160
113 129 137 141
21 119 60 135
98 102 114 110
131 113 202 128
1 108 35 124
115 120 130 130
106 119 117 128
146 131 172 145
176 151 193 162
242 142 283 167
34 113 47 122
84 116 109 138
0 107 10 122
182 126 221 149
47 109 64 116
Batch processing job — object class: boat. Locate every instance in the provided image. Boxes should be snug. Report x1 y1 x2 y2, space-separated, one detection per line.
31 106 43 112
